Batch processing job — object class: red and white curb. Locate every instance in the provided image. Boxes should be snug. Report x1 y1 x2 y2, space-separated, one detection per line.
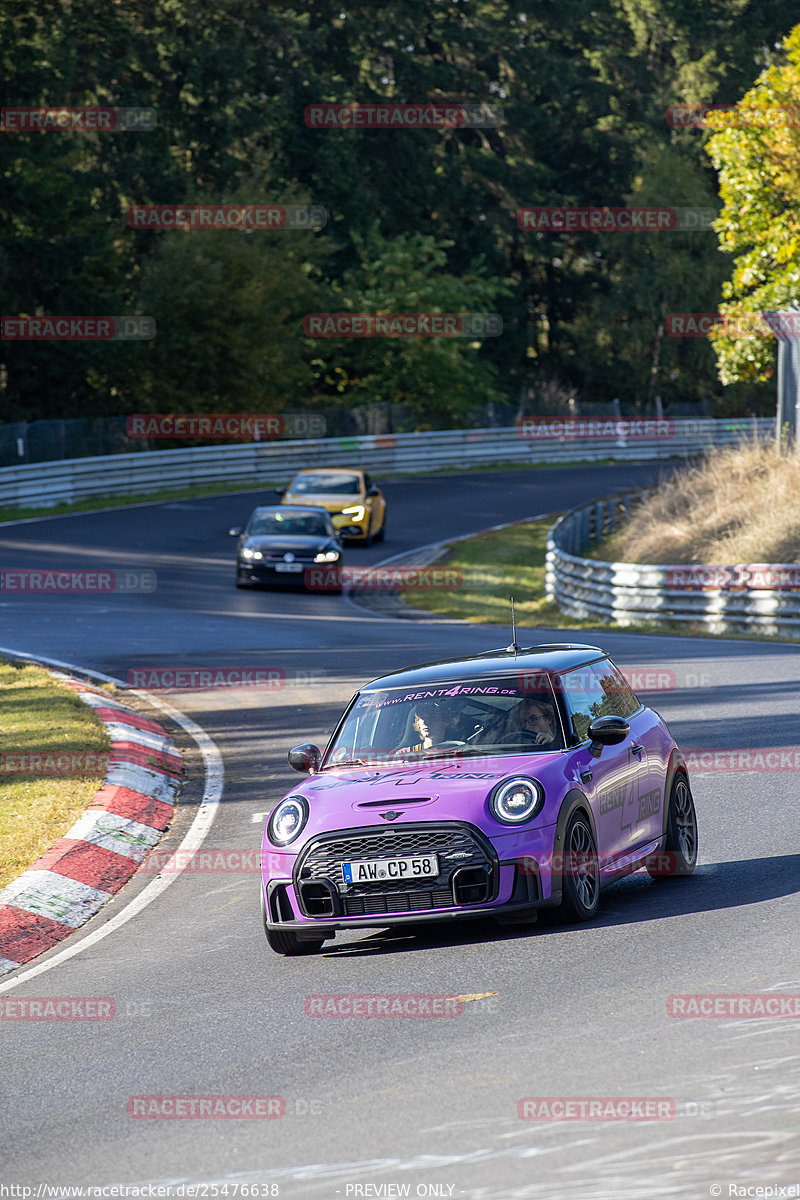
0 674 183 975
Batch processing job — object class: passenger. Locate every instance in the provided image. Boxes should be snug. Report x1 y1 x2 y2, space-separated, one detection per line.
396 702 449 753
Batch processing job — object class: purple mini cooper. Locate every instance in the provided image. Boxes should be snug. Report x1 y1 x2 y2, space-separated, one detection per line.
260 644 698 955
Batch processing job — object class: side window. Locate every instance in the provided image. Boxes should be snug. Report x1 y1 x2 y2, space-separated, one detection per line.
595 660 640 718
560 660 637 742
363 473 373 492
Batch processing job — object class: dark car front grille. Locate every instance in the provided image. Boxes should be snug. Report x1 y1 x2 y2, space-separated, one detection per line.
295 822 497 917
260 551 318 562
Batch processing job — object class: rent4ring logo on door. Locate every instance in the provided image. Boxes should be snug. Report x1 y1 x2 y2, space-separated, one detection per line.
597 774 661 835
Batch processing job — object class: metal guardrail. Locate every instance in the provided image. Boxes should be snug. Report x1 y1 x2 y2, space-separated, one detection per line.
546 488 800 637
0 418 772 511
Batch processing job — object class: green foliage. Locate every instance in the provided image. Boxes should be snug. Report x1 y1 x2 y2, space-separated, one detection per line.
706 25 800 384
307 225 511 426
0 0 791 424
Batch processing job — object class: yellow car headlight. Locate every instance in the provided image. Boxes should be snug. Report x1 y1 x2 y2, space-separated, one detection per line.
340 505 366 522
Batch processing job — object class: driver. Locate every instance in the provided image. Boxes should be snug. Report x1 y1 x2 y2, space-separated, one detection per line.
511 697 559 745
484 697 559 746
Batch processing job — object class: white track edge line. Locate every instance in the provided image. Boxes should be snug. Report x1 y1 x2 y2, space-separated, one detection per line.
0 646 224 993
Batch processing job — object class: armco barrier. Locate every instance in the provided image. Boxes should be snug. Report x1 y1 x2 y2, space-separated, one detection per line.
0 419 770 511
545 489 800 637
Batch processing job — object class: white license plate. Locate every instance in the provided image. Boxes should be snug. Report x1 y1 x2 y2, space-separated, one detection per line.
274 562 304 573
342 855 439 886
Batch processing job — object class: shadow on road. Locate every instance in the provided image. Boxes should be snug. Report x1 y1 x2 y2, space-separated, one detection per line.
319 853 800 957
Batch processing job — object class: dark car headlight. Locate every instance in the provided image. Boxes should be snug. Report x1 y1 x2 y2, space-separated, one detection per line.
267 795 309 846
489 777 544 825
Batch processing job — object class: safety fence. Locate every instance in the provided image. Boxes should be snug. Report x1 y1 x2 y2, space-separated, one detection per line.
545 489 800 637
0 418 771 511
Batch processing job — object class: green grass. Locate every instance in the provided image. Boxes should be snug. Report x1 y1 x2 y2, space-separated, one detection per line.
402 518 601 628
0 660 111 888
400 517 798 642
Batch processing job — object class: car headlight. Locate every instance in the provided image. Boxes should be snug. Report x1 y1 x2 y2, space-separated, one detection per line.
267 795 309 846
241 547 263 560
314 549 341 562
489 776 544 825
340 505 366 522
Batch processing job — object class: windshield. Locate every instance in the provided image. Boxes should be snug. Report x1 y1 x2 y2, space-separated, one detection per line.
290 472 361 496
248 512 329 538
324 677 566 766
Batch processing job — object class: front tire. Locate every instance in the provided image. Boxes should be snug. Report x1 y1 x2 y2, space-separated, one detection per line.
265 927 325 956
261 886 325 956
646 774 698 878
557 811 600 922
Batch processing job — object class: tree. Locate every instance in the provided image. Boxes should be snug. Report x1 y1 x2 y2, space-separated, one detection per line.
306 224 511 428
705 24 800 384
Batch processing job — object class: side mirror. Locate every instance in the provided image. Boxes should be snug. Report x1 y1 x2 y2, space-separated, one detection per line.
288 743 322 773
228 526 242 537
273 486 286 497
367 486 379 497
586 715 630 756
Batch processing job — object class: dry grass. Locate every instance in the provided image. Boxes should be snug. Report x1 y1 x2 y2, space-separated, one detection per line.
595 444 800 565
0 660 110 889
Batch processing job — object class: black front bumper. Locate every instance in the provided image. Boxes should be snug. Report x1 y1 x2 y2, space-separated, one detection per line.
263 821 561 935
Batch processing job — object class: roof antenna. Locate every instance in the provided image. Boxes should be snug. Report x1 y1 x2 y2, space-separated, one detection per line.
507 595 520 655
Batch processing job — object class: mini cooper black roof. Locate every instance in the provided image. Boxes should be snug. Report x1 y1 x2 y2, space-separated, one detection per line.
361 644 608 692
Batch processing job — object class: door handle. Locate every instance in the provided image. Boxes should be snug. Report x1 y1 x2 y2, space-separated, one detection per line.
580 770 593 783
631 743 644 756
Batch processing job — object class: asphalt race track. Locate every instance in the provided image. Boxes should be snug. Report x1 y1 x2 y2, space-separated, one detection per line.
2 462 799 1200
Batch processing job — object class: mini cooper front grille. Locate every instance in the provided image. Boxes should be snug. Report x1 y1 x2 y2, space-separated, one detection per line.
305 826 479 863
295 822 498 916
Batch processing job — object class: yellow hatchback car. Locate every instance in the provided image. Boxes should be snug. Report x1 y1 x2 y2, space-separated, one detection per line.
277 468 387 546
